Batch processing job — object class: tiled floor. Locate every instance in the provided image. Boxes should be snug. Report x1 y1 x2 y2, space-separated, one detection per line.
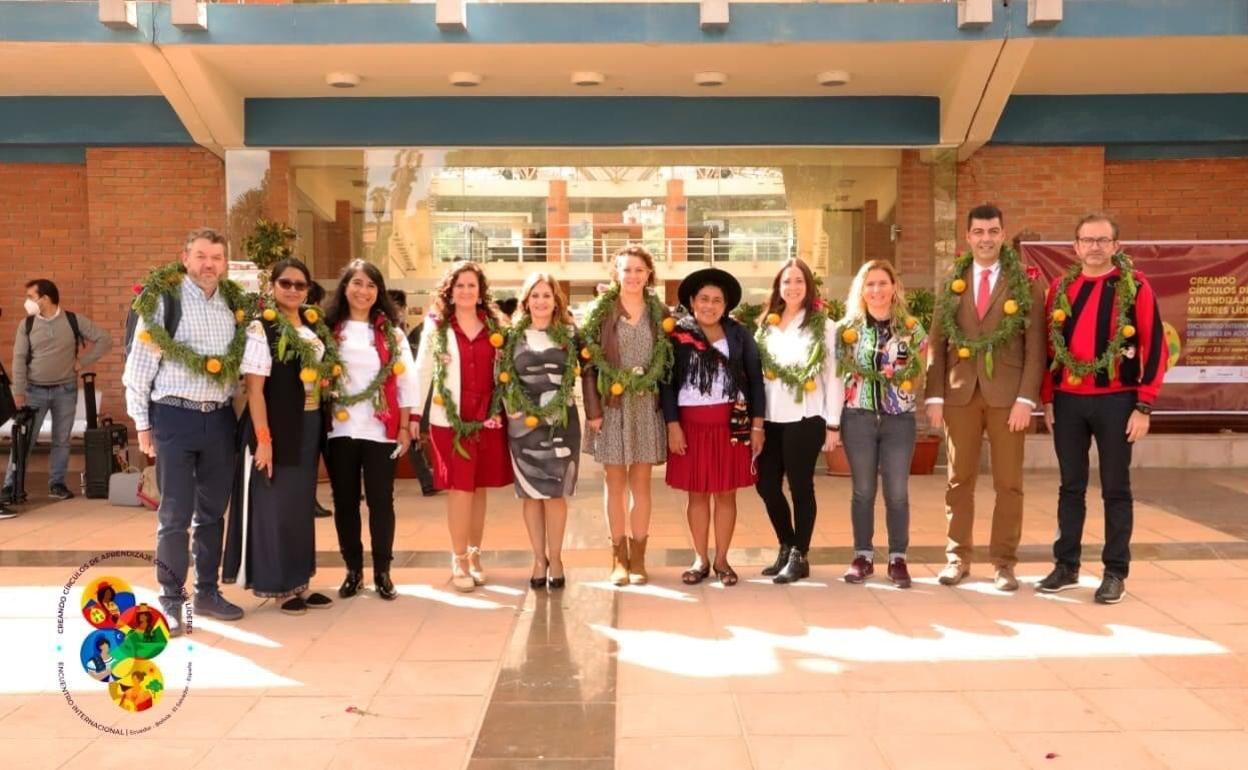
2 460 1248 769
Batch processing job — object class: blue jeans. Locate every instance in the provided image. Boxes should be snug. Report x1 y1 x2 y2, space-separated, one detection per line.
151 402 237 602
4 382 77 489
841 408 915 558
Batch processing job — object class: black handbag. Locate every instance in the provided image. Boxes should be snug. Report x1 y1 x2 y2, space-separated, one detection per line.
0 362 17 427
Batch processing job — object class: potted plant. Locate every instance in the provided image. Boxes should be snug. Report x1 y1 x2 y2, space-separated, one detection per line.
242 218 297 293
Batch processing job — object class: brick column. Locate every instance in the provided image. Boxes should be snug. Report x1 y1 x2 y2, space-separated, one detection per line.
546 179 569 263
665 178 687 262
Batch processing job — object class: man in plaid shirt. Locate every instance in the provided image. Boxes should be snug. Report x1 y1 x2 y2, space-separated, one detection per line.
123 228 243 635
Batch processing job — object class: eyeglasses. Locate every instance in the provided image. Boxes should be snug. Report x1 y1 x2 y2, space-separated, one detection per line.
1076 237 1115 248
275 278 309 291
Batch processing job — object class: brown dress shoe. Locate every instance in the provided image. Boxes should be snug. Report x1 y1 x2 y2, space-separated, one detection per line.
993 566 1019 592
609 538 630 586
937 562 970 586
627 536 649 585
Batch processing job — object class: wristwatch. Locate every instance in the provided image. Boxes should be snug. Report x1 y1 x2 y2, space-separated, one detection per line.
1134 403 1153 415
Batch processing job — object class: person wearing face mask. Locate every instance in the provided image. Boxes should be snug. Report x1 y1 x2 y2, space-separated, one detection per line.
123 228 246 634
3 279 112 507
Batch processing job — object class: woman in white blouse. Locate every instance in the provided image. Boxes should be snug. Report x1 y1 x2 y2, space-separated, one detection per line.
324 260 417 602
224 258 337 614
753 258 844 583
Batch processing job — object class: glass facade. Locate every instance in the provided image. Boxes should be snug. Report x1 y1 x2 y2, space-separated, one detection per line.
227 147 952 309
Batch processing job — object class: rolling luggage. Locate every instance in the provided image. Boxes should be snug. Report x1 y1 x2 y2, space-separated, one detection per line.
80 373 128 499
9 406 36 504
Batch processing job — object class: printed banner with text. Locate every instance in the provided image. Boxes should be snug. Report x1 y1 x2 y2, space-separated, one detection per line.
1021 241 1248 414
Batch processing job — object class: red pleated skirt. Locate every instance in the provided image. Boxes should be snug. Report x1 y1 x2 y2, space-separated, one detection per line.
665 403 757 493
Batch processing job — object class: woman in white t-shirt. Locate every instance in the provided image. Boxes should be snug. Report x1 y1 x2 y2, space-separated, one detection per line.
324 260 418 602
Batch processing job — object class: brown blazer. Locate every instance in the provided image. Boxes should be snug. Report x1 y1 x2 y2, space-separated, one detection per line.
925 264 1046 409
581 295 672 420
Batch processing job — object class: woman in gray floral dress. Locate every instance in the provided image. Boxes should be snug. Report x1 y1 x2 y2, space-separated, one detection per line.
582 245 671 587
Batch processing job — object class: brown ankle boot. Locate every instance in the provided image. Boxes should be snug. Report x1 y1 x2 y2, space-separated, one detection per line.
609 538 630 586
627 536 649 585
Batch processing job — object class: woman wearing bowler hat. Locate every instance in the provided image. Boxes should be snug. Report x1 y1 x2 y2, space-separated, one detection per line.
661 268 765 586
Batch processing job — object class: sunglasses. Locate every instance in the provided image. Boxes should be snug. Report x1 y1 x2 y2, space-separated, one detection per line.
275 278 309 292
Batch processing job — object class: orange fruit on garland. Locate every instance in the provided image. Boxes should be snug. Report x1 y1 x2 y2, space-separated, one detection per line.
1003 300 1019 316
609 382 625 396
1052 309 1067 323
580 346 592 360
262 308 277 321
391 362 406 376
803 379 817 393
957 347 972 360
299 367 318 383
661 317 676 333
205 358 223 374
432 394 445 406
524 415 540 429
950 279 967 294
899 380 914 392
1067 374 1083 387
335 409 350 422
303 308 319 324
765 370 777 381
498 371 511 384
841 328 859 345
766 313 782 326
1122 324 1136 338
904 316 918 330
489 332 505 348
234 309 246 323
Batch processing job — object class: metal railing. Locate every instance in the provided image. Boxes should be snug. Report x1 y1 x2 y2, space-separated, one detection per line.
432 235 808 264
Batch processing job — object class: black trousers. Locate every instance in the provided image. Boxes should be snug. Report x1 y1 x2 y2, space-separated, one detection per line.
1052 390 1136 578
755 416 825 553
327 437 397 575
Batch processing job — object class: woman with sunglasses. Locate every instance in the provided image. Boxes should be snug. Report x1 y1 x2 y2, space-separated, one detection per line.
225 258 340 614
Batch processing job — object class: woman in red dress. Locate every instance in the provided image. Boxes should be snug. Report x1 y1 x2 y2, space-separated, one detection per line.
413 262 513 591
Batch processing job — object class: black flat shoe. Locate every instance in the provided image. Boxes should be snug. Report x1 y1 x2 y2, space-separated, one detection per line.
305 592 334 608
529 576 548 589
339 569 363 598
375 572 398 601
280 596 308 615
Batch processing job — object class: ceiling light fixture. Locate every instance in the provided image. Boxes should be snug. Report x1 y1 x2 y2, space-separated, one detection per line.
571 71 606 87
449 71 483 87
325 72 361 89
817 70 851 87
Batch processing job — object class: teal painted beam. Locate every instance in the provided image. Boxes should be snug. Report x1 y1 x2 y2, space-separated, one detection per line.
4 1 1245 45
1105 143 1248 161
992 94 1248 145
0 98 194 146
0 147 86 164
244 96 940 147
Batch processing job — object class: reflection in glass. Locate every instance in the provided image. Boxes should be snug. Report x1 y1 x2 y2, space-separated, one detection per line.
225 148 934 307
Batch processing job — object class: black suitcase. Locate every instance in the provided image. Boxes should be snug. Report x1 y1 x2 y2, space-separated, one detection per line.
80 373 127 499
9 406 37 504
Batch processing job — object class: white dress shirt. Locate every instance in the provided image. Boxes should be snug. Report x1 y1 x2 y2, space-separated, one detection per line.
757 310 844 427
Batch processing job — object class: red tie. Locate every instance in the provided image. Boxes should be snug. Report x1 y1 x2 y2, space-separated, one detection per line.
976 268 992 320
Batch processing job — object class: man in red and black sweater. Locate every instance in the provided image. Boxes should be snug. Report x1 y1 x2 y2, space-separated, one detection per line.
1037 214 1166 604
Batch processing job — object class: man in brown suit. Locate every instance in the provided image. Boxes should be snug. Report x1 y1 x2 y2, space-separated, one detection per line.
925 204 1046 590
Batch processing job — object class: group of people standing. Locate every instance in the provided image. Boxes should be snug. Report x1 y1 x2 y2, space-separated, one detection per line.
117 203 1164 635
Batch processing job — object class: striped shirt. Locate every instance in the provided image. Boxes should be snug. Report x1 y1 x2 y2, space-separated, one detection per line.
123 278 238 431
